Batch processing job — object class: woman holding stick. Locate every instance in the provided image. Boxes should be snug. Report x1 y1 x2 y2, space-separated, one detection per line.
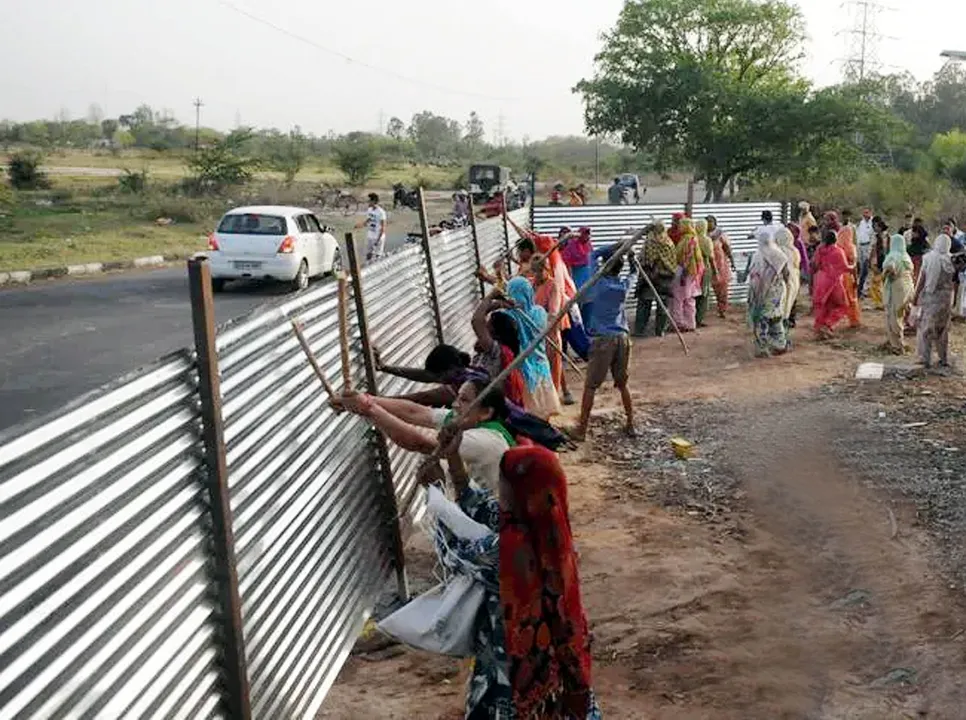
503 277 561 420
532 254 574 405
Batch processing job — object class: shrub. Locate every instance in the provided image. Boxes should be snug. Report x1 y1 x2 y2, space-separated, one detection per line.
139 194 215 224
6 151 50 190
186 130 259 194
333 138 379 186
118 168 148 194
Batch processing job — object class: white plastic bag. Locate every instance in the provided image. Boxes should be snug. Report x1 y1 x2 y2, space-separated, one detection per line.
377 572 485 657
425 485 490 542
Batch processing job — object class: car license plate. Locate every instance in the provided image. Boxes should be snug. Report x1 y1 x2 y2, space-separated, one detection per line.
233 261 263 271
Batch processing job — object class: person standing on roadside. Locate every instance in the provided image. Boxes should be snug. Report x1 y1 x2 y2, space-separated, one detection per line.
856 208 875 299
607 177 623 205
359 192 387 261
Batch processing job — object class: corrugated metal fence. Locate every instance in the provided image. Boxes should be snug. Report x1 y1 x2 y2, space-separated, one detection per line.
532 201 785 303
0 193 529 719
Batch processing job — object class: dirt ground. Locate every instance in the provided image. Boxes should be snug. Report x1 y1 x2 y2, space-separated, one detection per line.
321 304 966 720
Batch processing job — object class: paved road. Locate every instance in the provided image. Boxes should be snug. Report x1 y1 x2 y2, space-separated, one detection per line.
0 233 411 434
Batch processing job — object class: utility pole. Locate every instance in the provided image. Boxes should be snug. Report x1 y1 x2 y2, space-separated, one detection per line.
193 97 204 152
496 113 506 148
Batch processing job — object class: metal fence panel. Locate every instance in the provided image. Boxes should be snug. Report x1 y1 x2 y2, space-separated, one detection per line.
694 202 783 302
506 206 530 250
215 284 396 720
432 226 481 354
359 245 439 521
477 215 507 272
0 353 225 720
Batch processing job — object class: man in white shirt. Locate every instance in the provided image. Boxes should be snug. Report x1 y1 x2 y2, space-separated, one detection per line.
856 207 874 298
753 209 778 241
360 192 387 261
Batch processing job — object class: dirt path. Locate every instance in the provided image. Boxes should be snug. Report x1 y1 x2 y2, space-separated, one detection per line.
321 313 966 719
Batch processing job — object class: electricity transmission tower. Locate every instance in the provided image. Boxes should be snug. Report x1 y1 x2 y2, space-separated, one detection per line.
838 0 894 82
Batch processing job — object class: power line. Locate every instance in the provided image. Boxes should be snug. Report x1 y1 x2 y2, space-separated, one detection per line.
214 0 521 102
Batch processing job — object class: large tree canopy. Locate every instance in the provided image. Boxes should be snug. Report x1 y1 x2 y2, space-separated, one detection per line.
575 0 880 200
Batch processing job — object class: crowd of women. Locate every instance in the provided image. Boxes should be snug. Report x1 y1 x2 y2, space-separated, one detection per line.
747 202 964 368
326 199 963 718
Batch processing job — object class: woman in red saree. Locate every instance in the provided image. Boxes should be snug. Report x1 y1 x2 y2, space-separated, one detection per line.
811 229 853 338
499 446 602 719
826 211 861 327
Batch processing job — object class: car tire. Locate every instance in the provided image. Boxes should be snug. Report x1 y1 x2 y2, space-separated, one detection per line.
291 260 310 292
212 278 226 293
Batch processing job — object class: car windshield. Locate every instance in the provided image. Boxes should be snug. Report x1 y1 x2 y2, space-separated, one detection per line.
470 167 498 181
218 213 287 235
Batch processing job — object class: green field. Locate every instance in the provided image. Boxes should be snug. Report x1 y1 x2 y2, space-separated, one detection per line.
0 154 457 272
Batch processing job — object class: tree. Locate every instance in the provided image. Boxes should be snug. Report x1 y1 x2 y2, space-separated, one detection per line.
186 129 259 193
386 117 406 141
7 150 50 190
929 130 966 189
270 126 308 184
464 112 485 151
100 118 119 143
333 137 379 186
407 111 462 162
575 0 870 200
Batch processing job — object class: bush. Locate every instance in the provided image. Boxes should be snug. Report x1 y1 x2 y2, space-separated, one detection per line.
118 168 148 194
333 138 379 186
6 151 50 190
139 194 216 224
186 130 259 194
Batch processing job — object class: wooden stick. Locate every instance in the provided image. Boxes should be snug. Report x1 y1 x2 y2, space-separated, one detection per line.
290 318 337 399
336 273 353 390
629 253 690 356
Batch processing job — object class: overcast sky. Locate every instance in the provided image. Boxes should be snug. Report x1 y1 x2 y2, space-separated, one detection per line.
1 0 962 141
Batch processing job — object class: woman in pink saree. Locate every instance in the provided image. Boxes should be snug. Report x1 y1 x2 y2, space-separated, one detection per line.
811 229 853 339
670 219 705 331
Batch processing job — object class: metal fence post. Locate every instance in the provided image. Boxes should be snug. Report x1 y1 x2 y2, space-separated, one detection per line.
686 178 695 217
467 195 485 299
344 233 410 601
186 258 252 720
416 187 445 344
529 173 536 228
501 189 512 263
781 200 790 224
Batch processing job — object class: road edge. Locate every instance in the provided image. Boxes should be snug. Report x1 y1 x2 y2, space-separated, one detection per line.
0 252 207 286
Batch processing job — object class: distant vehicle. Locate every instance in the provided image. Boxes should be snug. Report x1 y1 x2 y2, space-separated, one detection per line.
468 164 512 203
392 183 420 211
206 206 341 293
618 173 645 203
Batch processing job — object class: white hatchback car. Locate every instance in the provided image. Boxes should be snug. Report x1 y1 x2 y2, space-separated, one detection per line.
206 206 341 292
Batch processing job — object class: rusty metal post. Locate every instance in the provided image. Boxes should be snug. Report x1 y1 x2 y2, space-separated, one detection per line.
685 178 695 218
529 172 536 228
344 234 410 601
781 200 790 224
416 188 445 344
186 258 252 720
501 189 512 264
466 195 485 299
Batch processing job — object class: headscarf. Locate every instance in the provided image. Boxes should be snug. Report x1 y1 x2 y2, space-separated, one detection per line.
775 227 800 271
502 276 553 391
641 221 677 276
561 227 592 268
694 219 714 262
668 212 685 244
530 232 576 299
676 218 704 277
921 234 955 293
748 229 788 305
499 446 593 719
788 223 809 272
882 233 912 275
824 211 841 232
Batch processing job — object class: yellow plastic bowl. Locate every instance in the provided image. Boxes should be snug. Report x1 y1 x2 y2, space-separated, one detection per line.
670 437 694 459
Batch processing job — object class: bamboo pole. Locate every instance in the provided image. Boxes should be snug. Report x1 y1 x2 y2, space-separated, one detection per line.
336 273 353 390
290 318 337 399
